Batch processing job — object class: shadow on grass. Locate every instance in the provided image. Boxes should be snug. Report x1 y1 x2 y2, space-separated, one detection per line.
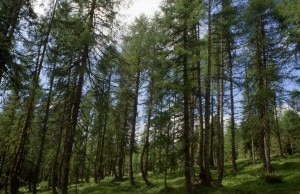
157 186 186 194
277 161 300 171
194 155 300 194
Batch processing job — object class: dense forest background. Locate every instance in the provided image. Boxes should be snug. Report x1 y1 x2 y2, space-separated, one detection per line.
0 0 300 193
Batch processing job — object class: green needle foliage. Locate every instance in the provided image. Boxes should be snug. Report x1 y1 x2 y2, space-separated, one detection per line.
0 0 300 193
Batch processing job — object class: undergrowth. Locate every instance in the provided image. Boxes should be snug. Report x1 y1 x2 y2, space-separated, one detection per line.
2 154 300 194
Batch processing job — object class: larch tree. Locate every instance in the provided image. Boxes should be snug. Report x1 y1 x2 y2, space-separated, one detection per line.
31 1 58 193
242 0 289 174
220 0 238 174
121 15 150 186
161 0 202 192
59 0 118 192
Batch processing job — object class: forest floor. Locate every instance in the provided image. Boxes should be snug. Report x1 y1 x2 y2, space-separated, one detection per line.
6 154 300 194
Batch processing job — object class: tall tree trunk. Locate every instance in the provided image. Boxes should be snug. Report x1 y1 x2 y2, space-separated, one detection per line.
210 95 214 167
256 17 273 174
58 64 85 194
227 37 238 173
216 41 224 185
58 1 96 192
141 77 153 187
183 12 193 194
245 67 256 164
222 0 238 172
274 95 284 158
32 63 55 194
10 25 44 193
94 103 105 183
250 130 256 164
94 114 103 183
128 63 141 186
99 72 112 179
32 2 58 193
51 69 72 194
164 103 171 190
202 0 212 187
261 21 273 174
97 73 112 181
117 103 129 181
196 23 205 182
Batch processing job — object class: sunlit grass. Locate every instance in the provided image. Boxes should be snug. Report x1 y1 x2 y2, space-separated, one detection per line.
1 154 300 194
202 154 300 194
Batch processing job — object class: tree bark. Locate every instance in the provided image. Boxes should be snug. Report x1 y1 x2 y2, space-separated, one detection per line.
58 64 85 194
216 40 224 185
10 21 45 192
196 23 205 183
256 17 273 174
202 0 213 186
128 63 141 186
227 37 238 173
32 2 58 193
274 95 284 158
58 1 96 192
141 76 153 187
183 15 193 194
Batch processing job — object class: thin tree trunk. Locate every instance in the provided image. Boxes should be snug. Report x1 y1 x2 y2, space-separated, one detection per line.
32 62 55 193
183 18 193 194
118 104 128 181
32 3 58 193
94 118 102 183
164 105 171 190
220 53 224 183
94 106 104 183
99 84 112 180
196 23 205 183
274 96 284 157
59 65 84 194
210 96 215 167
58 58 85 194
141 77 153 187
253 17 274 174
203 0 212 186
153 123 157 173
216 41 224 185
98 73 112 180
228 38 238 173
140 141 153 186
10 27 44 193
129 63 141 186
52 73 71 194
58 1 96 192
250 130 256 164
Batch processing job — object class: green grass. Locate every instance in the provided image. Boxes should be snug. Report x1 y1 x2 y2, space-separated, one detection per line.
198 154 300 194
2 154 300 194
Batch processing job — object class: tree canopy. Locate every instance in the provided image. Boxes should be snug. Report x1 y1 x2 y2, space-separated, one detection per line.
0 0 299 194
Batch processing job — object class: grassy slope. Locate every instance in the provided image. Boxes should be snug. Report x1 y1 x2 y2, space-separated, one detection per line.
4 154 300 194
197 154 300 194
